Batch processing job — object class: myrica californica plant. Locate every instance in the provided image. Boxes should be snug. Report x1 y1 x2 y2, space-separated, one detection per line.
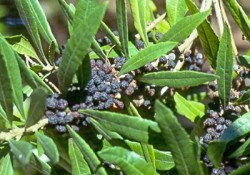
0 0 250 174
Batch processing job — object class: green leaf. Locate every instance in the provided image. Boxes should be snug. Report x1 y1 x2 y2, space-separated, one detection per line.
67 125 107 175
9 140 33 165
0 154 13 175
98 147 159 175
174 92 205 122
32 153 51 175
215 23 234 107
237 55 250 69
58 0 75 24
90 118 123 141
48 41 56 65
119 41 177 75
129 0 149 45
36 132 59 164
207 141 227 168
155 100 201 175
14 0 46 60
139 71 218 88
0 36 24 120
100 22 122 49
80 110 161 143
160 10 211 43
5 35 40 61
25 88 47 128
68 138 91 175
117 0 130 59
91 39 106 60
58 2 108 95
76 55 91 90
125 140 175 171
166 0 186 26
219 112 250 142
223 0 250 41
15 53 38 89
235 89 250 105
229 138 250 158
229 162 250 175
0 53 13 123
29 0 58 50
185 0 219 68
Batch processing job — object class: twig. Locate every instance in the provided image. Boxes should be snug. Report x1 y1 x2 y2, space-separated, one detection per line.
135 13 166 39
213 0 224 36
0 118 48 141
220 0 238 55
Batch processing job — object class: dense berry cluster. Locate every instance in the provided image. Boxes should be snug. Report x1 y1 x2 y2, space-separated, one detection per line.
45 93 90 133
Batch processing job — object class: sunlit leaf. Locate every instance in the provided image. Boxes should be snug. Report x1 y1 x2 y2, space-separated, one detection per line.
160 10 211 43
119 41 177 75
0 154 13 175
67 125 107 175
68 138 91 175
98 147 159 175
155 100 201 175
174 92 205 122
139 71 217 88
166 0 186 26
215 23 234 107
58 2 108 95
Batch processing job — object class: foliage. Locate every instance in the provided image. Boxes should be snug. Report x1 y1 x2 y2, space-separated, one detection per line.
0 0 250 174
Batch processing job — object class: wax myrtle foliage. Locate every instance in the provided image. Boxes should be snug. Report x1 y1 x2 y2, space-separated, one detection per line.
0 0 250 174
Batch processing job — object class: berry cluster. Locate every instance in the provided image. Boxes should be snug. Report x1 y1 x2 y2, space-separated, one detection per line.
183 51 204 71
45 93 90 133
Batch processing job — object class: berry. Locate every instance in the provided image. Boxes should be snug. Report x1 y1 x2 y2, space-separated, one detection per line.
100 92 109 101
216 124 225 132
57 116 66 125
124 74 133 83
125 86 134 95
155 32 163 40
135 39 144 50
168 53 176 61
46 97 58 110
94 76 102 85
93 92 101 101
98 70 105 77
57 99 68 110
96 59 103 68
56 111 66 118
97 83 106 92
143 100 151 107
105 98 113 109
48 115 58 125
55 125 67 133
65 114 74 123
159 56 167 64
120 80 129 89
203 133 212 143
104 74 113 82
204 118 216 128
217 117 225 125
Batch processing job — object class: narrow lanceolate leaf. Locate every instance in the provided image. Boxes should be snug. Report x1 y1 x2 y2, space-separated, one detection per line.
223 0 250 41
166 0 186 26
0 54 13 123
29 0 58 50
58 0 75 24
76 55 91 90
14 0 46 60
229 163 250 175
0 154 13 175
25 88 47 128
160 10 211 43
119 41 177 75
174 92 205 122
67 125 107 175
139 71 217 88
117 0 130 59
69 139 92 175
58 2 107 95
185 0 219 68
207 141 227 168
219 112 250 143
98 147 159 175
235 89 250 105
215 24 234 107
129 0 149 45
155 100 201 175
0 36 24 119
72 0 98 31
229 138 250 158
8 140 33 165
36 132 59 164
80 110 161 143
